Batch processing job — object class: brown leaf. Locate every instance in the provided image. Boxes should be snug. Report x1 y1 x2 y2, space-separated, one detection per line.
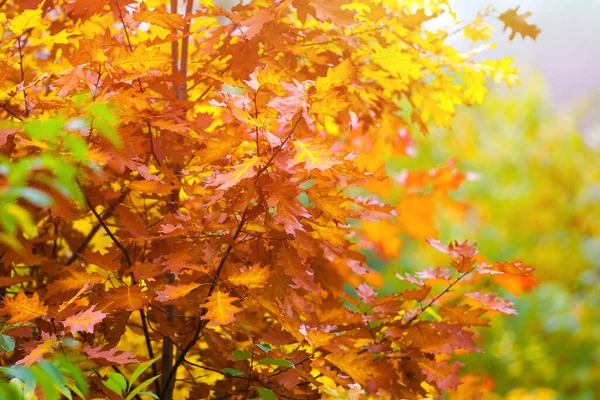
499 7 542 41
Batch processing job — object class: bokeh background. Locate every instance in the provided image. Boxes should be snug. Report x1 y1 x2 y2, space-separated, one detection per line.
368 1 600 399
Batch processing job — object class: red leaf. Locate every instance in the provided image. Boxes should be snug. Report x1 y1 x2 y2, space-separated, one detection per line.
465 292 517 315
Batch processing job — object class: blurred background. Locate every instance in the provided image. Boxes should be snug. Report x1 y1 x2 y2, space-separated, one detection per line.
372 1 600 399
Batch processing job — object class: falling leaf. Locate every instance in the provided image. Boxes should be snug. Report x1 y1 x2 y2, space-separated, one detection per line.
498 7 542 41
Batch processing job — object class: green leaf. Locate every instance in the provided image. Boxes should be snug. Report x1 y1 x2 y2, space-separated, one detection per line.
0 366 36 395
39 361 69 398
0 203 34 235
62 135 88 162
236 322 254 338
23 116 65 145
103 373 126 396
125 375 159 400
1 378 25 400
87 102 121 147
128 358 158 389
66 383 87 400
252 343 271 353
257 358 294 368
221 367 246 377
57 357 88 396
0 334 15 352
32 365 58 400
232 349 252 361
256 387 277 400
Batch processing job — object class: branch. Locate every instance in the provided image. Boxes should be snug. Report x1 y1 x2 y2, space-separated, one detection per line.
159 209 249 398
255 114 302 180
139 309 161 395
404 271 471 326
80 184 133 267
66 188 130 266
179 0 195 100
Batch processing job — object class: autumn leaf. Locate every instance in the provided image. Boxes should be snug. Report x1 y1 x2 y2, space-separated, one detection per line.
110 45 172 78
325 349 388 389
291 140 337 171
55 65 87 98
228 266 272 289
62 305 107 333
8 7 42 36
440 304 490 327
3 292 48 324
16 335 59 366
155 282 202 302
201 291 242 326
499 7 542 41
419 360 463 390
82 345 139 365
465 292 518 315
134 3 186 32
210 156 262 190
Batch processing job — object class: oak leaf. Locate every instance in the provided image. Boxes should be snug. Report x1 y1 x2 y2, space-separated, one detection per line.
499 7 542 41
62 305 107 333
3 292 48 324
134 3 186 32
465 292 517 315
498 7 542 40
440 304 490 327
201 291 242 326
419 359 463 390
155 282 202 303
82 345 139 365
16 335 59 366
228 265 272 289
210 156 262 190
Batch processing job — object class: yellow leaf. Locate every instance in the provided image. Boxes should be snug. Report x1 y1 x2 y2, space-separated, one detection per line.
29 30 77 48
201 291 242 326
9 7 43 37
291 140 336 171
228 266 272 289
110 45 172 78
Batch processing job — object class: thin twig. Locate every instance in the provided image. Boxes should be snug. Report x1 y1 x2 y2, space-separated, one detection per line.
80 184 133 267
66 189 130 266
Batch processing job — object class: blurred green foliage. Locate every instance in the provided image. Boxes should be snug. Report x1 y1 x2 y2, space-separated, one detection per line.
0 355 88 400
0 102 119 249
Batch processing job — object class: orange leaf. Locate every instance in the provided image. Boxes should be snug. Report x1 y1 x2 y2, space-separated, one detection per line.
228 266 272 289
155 282 202 303
201 290 242 326
210 156 262 190
3 292 48 324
